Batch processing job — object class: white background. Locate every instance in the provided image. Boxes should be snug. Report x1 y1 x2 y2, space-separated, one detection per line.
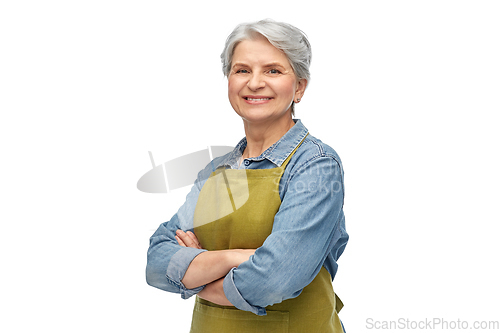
1 1 499 332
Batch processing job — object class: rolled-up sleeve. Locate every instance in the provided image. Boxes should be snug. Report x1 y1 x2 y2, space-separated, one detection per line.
146 178 207 299
223 155 348 315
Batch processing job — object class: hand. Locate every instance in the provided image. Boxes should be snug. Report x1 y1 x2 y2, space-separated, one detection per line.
197 278 233 306
175 230 202 249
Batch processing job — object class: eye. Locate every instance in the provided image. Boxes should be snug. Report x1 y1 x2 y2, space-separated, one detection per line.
236 69 249 74
268 69 282 74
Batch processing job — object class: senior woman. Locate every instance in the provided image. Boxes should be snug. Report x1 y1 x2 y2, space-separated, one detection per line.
146 19 348 332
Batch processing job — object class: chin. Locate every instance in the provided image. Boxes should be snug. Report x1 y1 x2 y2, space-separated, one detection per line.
244 113 288 125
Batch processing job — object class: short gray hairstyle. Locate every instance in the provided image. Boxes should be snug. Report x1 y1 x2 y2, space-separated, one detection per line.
221 19 312 115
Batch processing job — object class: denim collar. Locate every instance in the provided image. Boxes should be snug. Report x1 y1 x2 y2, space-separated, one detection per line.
216 119 309 169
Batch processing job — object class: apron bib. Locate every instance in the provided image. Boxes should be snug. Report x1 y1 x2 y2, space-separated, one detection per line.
191 136 344 332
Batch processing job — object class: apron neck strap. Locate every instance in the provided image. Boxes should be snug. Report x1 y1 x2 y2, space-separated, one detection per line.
280 132 309 171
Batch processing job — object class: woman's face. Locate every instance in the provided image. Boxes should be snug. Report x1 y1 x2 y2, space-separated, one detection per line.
228 35 307 125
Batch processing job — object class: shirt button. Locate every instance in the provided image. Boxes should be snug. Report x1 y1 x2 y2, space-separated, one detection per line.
244 160 250 166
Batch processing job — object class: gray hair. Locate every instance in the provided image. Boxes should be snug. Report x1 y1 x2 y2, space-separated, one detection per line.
221 19 312 115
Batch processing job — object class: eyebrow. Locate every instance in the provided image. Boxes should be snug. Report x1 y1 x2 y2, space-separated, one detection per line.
262 62 286 69
231 62 287 69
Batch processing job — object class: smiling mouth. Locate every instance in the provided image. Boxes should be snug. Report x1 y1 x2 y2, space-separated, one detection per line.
244 97 272 101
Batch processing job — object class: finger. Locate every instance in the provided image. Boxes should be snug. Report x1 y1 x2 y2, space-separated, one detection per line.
176 230 195 248
175 230 189 246
175 235 186 247
186 231 201 248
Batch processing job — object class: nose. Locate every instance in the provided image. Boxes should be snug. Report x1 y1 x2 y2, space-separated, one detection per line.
247 73 265 91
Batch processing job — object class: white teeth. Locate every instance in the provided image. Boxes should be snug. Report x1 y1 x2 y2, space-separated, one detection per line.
247 98 271 101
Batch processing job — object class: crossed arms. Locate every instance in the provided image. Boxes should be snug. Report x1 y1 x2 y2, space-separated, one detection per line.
175 229 255 306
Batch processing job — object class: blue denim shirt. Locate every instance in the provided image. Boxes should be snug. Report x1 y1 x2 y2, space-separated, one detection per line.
146 119 348 316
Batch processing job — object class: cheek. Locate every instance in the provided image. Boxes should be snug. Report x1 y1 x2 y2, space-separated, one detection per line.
274 77 296 98
275 79 297 98
227 83 236 100
228 78 243 100
227 79 240 108
227 78 236 93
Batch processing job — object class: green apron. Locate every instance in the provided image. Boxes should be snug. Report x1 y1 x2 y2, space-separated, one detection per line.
191 137 344 332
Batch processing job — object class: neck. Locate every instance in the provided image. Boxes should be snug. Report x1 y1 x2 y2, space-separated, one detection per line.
242 116 295 159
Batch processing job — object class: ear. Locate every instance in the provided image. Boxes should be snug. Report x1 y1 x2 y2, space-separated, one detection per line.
294 78 308 102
